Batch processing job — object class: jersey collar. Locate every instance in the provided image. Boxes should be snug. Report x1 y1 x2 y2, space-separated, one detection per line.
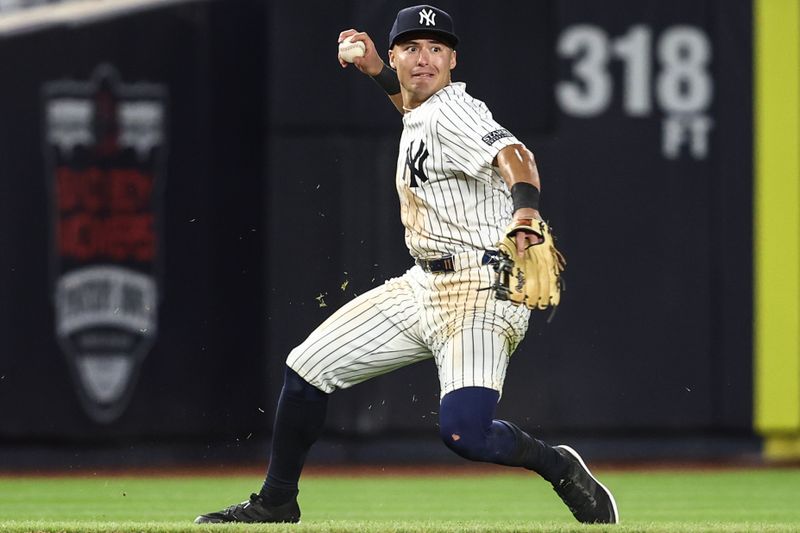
403 82 466 118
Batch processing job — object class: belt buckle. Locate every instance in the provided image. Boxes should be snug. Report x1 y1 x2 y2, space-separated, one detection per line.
482 250 500 266
418 254 454 273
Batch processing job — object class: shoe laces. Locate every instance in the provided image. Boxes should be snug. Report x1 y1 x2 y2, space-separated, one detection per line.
556 475 597 513
566 477 596 501
223 494 262 517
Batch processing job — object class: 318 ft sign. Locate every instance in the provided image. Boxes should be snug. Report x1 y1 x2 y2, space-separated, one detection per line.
556 24 713 160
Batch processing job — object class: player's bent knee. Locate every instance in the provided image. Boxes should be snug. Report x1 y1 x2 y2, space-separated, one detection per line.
438 387 501 461
438 405 491 461
438 418 488 461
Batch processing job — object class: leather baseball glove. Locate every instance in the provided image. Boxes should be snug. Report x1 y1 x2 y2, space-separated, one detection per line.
490 219 566 310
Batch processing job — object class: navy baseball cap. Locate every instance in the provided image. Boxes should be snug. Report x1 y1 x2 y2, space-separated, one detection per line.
389 5 459 49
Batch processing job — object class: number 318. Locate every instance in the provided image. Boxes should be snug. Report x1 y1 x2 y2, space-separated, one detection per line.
556 24 712 117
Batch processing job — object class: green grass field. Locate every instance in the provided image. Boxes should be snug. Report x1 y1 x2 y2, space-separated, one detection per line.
1 468 799 533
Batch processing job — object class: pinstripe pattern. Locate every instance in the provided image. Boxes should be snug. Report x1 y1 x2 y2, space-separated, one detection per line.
288 82 531 397
398 82 517 259
287 262 530 395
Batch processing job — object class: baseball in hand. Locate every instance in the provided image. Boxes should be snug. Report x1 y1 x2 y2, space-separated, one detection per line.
338 36 366 63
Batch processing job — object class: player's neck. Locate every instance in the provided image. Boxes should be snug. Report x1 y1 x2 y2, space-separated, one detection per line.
401 92 428 111
401 82 450 111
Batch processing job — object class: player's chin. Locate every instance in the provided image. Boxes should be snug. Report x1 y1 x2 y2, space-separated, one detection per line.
409 76 444 95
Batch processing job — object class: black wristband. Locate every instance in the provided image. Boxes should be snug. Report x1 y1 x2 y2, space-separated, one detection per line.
510 182 540 212
371 64 401 95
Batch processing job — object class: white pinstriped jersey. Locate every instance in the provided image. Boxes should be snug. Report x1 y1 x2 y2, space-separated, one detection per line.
286 81 532 397
397 82 520 259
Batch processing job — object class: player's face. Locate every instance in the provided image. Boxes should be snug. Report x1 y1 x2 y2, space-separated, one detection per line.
389 38 456 107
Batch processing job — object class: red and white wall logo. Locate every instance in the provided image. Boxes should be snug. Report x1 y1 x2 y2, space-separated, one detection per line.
43 65 168 423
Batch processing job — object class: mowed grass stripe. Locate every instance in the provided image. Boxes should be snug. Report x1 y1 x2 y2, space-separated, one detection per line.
3 521 800 533
0 469 798 532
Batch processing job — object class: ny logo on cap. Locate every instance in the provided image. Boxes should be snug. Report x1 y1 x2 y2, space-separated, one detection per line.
419 8 436 26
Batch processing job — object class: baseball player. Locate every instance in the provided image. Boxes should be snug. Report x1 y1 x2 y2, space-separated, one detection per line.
196 4 618 525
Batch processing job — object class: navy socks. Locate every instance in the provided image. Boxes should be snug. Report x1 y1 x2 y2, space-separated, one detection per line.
260 367 328 505
260 375 567 506
439 386 568 482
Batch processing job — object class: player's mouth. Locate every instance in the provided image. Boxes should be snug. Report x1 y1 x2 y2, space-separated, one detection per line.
411 71 436 78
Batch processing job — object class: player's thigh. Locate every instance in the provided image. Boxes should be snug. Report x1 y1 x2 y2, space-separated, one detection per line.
434 306 529 397
287 277 429 393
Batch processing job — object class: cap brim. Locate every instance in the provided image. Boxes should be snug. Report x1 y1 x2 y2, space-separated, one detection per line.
390 29 459 49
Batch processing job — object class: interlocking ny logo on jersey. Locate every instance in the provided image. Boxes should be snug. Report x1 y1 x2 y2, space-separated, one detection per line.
43 64 168 424
419 8 436 26
405 140 429 187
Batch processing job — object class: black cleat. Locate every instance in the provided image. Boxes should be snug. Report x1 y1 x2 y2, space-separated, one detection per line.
552 445 619 524
194 493 300 524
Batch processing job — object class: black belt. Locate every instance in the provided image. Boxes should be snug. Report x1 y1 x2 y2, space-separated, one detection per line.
415 251 498 273
416 255 455 273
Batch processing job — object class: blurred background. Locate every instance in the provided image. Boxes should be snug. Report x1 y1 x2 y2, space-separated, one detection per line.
0 0 797 471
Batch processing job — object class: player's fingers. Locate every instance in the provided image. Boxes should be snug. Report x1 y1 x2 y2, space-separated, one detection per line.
338 28 358 43
515 231 526 258
349 32 379 55
348 31 371 44
351 56 378 75
338 30 357 67
352 56 366 71
349 36 385 76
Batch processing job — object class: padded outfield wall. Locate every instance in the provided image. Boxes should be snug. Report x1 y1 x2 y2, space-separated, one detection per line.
0 0 794 466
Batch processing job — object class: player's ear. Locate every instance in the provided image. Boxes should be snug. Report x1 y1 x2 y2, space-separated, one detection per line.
450 49 457 70
388 49 396 69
